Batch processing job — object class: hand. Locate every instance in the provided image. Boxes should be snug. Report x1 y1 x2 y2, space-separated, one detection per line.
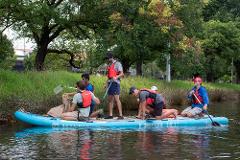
189 90 195 95
203 105 208 111
104 83 107 89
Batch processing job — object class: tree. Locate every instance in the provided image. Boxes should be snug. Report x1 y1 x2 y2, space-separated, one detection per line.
203 0 240 82
0 0 113 70
201 20 240 82
0 34 14 63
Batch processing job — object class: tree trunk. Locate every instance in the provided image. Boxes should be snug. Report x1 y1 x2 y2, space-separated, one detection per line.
234 60 240 83
206 56 214 82
35 42 48 71
136 61 142 76
121 60 131 74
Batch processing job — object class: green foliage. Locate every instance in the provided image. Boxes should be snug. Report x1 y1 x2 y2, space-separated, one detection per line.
0 70 239 113
0 34 14 63
201 20 240 81
0 0 114 70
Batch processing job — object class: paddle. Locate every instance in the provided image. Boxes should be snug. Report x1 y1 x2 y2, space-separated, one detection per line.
94 80 113 117
192 93 221 126
53 85 76 95
103 80 113 99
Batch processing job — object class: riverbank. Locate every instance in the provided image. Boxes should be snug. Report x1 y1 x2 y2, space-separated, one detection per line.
0 70 239 114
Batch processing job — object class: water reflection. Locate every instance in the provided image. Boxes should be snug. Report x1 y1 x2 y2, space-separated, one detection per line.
11 126 229 160
1 101 239 159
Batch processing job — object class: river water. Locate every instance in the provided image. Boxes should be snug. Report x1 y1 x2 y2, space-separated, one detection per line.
0 101 240 160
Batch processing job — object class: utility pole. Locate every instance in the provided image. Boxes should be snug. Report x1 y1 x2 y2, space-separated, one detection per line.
231 57 234 83
166 40 171 82
166 26 172 82
166 53 171 82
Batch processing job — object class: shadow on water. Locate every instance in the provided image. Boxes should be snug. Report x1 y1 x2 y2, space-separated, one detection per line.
0 101 240 160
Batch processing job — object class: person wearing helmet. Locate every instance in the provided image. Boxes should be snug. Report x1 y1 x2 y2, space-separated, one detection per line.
181 76 209 117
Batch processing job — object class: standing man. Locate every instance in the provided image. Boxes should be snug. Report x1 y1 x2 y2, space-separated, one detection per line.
104 51 124 119
181 76 209 117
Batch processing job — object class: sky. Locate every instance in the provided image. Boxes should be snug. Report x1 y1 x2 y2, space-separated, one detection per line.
3 28 35 55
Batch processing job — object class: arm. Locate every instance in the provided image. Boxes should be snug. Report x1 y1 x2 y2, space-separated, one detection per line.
202 88 209 110
115 71 124 79
93 97 100 105
69 103 77 112
91 93 100 105
187 87 195 99
140 101 147 119
114 61 124 80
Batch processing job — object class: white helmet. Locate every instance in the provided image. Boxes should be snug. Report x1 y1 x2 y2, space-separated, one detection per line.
151 86 158 91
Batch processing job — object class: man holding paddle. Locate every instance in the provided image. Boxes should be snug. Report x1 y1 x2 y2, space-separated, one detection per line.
181 76 209 118
104 51 124 119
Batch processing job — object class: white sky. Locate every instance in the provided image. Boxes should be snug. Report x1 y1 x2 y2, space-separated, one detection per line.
3 28 35 51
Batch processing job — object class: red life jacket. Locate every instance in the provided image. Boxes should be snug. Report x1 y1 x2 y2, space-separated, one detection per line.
107 62 118 79
140 88 157 105
192 89 203 104
77 90 92 108
142 88 167 108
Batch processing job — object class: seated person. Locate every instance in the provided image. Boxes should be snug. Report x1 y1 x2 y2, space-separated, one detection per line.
61 80 100 121
81 73 97 117
129 86 175 120
47 73 99 118
181 76 209 118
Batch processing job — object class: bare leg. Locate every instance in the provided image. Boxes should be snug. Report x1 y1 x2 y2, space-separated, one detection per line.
89 109 103 118
181 106 192 117
108 95 114 116
61 111 78 121
161 109 179 119
114 95 123 116
47 104 64 117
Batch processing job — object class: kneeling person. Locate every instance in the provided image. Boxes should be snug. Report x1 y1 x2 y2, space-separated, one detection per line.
129 86 165 120
61 80 100 121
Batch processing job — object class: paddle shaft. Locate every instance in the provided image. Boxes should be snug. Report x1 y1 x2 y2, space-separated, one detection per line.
103 80 113 99
192 93 216 124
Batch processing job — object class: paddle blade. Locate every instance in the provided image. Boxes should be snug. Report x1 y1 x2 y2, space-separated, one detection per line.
54 85 63 94
212 121 221 126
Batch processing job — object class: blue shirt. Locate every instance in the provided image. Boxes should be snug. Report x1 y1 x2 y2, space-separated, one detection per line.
188 86 209 108
86 83 94 92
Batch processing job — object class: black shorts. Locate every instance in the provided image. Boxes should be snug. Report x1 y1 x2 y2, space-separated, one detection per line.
108 82 120 95
151 102 163 117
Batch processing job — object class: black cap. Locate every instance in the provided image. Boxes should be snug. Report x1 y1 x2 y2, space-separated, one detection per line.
129 86 136 95
105 51 113 60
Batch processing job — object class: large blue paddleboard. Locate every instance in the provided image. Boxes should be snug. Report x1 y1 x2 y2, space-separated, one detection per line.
14 110 229 128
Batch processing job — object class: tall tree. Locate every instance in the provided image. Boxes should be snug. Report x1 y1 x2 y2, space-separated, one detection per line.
0 0 112 70
202 20 240 82
203 0 240 82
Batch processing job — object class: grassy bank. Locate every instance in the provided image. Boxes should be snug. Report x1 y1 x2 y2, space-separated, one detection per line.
0 70 239 114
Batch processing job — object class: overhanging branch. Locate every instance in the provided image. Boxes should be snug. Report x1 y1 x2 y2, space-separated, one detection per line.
47 49 80 69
